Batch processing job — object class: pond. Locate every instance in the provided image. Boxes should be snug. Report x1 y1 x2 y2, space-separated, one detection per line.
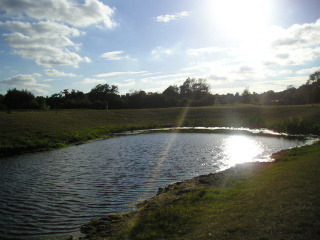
0 129 315 239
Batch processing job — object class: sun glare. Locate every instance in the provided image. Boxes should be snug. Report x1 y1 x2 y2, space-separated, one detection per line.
223 135 263 167
208 0 271 37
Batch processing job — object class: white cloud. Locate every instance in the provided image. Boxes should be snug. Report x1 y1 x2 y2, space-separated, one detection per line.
180 18 320 92
207 19 320 81
265 19 320 66
296 67 320 75
112 80 135 87
0 73 49 95
0 0 115 68
156 11 190 23
139 73 192 83
234 66 255 75
207 74 228 81
44 69 79 77
43 78 54 82
268 47 320 66
279 70 293 75
100 51 129 61
142 72 162 76
95 71 147 78
73 78 106 85
151 47 173 59
272 19 320 49
186 47 226 56
0 21 90 68
0 0 117 28
256 76 308 91
0 20 83 38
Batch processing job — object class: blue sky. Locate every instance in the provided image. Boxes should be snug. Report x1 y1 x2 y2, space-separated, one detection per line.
0 0 319 96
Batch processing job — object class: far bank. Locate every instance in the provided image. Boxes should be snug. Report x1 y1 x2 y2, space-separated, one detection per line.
1 104 320 157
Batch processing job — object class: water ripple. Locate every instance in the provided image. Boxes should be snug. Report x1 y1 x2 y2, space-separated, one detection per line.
0 132 310 239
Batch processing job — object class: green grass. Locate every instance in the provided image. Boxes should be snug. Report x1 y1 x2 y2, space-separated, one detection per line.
81 141 320 240
1 104 320 157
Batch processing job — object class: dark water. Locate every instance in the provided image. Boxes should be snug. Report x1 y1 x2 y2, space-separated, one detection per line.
0 132 313 239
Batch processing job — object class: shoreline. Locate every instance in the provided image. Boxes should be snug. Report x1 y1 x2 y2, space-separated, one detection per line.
1 126 317 160
80 161 273 239
79 140 320 239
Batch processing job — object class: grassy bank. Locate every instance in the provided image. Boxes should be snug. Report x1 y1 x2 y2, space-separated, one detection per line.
1 104 320 157
80 141 320 240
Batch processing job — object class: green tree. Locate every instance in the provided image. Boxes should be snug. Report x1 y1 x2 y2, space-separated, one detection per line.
240 87 253 104
307 71 320 103
179 78 212 106
3 89 38 109
0 94 5 109
88 84 120 109
47 93 63 112
179 78 209 100
162 85 179 107
307 71 320 85
261 90 276 105
127 90 146 108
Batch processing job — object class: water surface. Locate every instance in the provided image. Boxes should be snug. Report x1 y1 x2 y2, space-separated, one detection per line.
0 131 312 239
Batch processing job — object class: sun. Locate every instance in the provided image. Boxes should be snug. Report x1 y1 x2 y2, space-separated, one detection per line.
207 0 272 37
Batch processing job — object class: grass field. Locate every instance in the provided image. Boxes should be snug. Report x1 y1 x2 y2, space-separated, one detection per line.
80 141 320 240
1 104 320 157
1 104 320 239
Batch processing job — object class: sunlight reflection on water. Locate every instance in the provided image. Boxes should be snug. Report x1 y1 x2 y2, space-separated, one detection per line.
223 135 264 167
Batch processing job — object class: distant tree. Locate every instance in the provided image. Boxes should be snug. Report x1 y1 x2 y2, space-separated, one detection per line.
47 92 63 112
163 85 179 98
0 94 5 110
88 84 120 109
180 78 209 100
261 90 276 105
240 87 253 104
144 92 167 108
307 71 320 104
252 92 260 104
36 96 50 110
235 92 240 102
280 88 297 105
179 78 193 98
162 85 179 107
215 93 235 105
127 90 146 108
62 89 69 98
307 71 320 85
3 89 39 109
179 78 212 106
64 89 90 108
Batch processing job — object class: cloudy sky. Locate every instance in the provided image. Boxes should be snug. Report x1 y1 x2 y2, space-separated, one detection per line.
0 0 320 96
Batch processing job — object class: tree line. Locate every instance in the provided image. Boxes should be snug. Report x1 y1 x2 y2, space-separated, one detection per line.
0 71 320 110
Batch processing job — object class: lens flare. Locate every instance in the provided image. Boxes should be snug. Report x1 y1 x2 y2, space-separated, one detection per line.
140 105 191 200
